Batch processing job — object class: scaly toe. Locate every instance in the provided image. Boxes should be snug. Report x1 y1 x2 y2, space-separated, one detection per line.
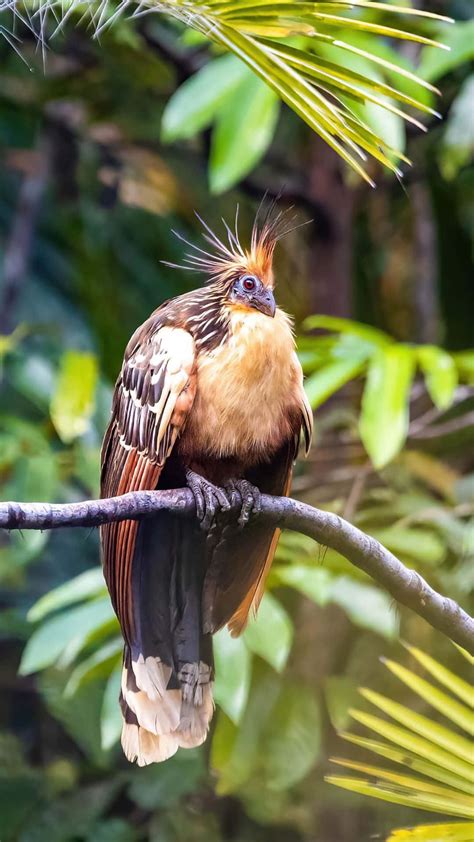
186 469 230 532
224 479 241 509
226 479 261 528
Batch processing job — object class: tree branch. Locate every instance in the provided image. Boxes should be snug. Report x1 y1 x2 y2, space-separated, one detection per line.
1 490 473 653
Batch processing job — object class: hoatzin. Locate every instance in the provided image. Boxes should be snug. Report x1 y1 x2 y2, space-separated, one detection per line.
100 207 313 765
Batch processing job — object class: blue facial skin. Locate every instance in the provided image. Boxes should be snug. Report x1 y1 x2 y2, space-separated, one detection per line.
231 275 276 318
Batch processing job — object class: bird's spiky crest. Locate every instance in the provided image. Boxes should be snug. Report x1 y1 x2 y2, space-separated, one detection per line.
165 202 300 289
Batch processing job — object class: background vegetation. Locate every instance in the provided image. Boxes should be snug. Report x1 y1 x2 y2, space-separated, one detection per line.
0 1 473 840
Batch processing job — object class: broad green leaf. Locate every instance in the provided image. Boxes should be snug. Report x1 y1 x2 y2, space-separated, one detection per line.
101 664 123 751
359 345 415 468
9 354 55 411
75 445 101 497
161 54 246 141
417 346 458 410
50 351 98 443
64 638 123 697
0 775 43 842
87 819 135 842
440 76 474 181
328 576 399 639
209 70 279 192
382 658 474 735
19 779 123 840
212 669 320 795
126 749 205 808
304 357 366 409
211 713 244 795
0 531 48 576
386 822 474 841
20 598 114 675
7 452 59 505
234 779 292 826
39 669 109 766
419 21 474 83
360 688 473 763
213 627 252 724
261 684 321 790
274 564 332 606
453 351 474 385
325 676 359 731
28 567 106 621
304 315 390 347
370 526 446 566
212 669 281 794
275 530 317 563
243 592 293 672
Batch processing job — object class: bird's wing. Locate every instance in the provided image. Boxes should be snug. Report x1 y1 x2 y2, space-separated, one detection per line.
100 323 197 642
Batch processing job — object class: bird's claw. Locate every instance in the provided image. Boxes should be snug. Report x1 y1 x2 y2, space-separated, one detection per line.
225 479 261 528
186 469 230 532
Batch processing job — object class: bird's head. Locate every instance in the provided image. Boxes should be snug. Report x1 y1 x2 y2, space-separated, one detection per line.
167 201 301 321
227 272 276 318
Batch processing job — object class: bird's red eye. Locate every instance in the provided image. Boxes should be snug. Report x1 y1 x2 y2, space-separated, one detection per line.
242 275 257 291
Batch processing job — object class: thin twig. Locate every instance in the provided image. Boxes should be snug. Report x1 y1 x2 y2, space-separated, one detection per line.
410 410 474 441
1 490 473 653
0 137 49 334
343 462 372 521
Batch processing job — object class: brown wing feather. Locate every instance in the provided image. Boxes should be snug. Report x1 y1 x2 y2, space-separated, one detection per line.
100 323 196 643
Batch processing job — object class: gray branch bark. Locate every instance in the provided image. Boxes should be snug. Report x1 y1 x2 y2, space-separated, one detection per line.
1 490 473 653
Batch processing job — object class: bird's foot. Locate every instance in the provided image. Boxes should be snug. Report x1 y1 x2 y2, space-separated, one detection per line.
186 469 230 532
225 479 261 528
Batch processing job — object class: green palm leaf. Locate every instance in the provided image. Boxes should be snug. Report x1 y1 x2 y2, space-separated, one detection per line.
4 0 451 182
327 648 474 841
386 823 474 841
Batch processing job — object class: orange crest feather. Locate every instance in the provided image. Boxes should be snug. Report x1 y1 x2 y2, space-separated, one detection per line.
165 200 301 289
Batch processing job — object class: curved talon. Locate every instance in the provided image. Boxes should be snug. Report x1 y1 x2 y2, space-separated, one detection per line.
186 469 230 531
224 479 241 509
225 479 261 528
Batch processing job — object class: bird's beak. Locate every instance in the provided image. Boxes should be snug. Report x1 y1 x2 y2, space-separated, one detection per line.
252 287 276 318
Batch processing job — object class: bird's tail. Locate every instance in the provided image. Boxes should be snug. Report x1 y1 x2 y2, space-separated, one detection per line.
118 510 214 766
120 647 214 765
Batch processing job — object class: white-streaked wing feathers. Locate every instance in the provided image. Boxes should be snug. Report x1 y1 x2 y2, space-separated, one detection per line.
100 325 197 641
118 325 197 464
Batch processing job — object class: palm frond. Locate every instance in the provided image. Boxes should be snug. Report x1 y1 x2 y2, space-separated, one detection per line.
385 822 474 841
2 0 452 182
327 648 474 840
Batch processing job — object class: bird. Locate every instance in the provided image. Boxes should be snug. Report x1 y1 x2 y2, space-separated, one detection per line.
100 205 313 766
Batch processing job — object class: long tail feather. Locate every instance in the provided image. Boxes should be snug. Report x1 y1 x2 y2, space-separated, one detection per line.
118 507 214 766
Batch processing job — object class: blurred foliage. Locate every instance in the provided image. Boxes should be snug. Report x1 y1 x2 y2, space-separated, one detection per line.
3 0 455 184
301 315 473 467
327 644 474 839
0 0 473 839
